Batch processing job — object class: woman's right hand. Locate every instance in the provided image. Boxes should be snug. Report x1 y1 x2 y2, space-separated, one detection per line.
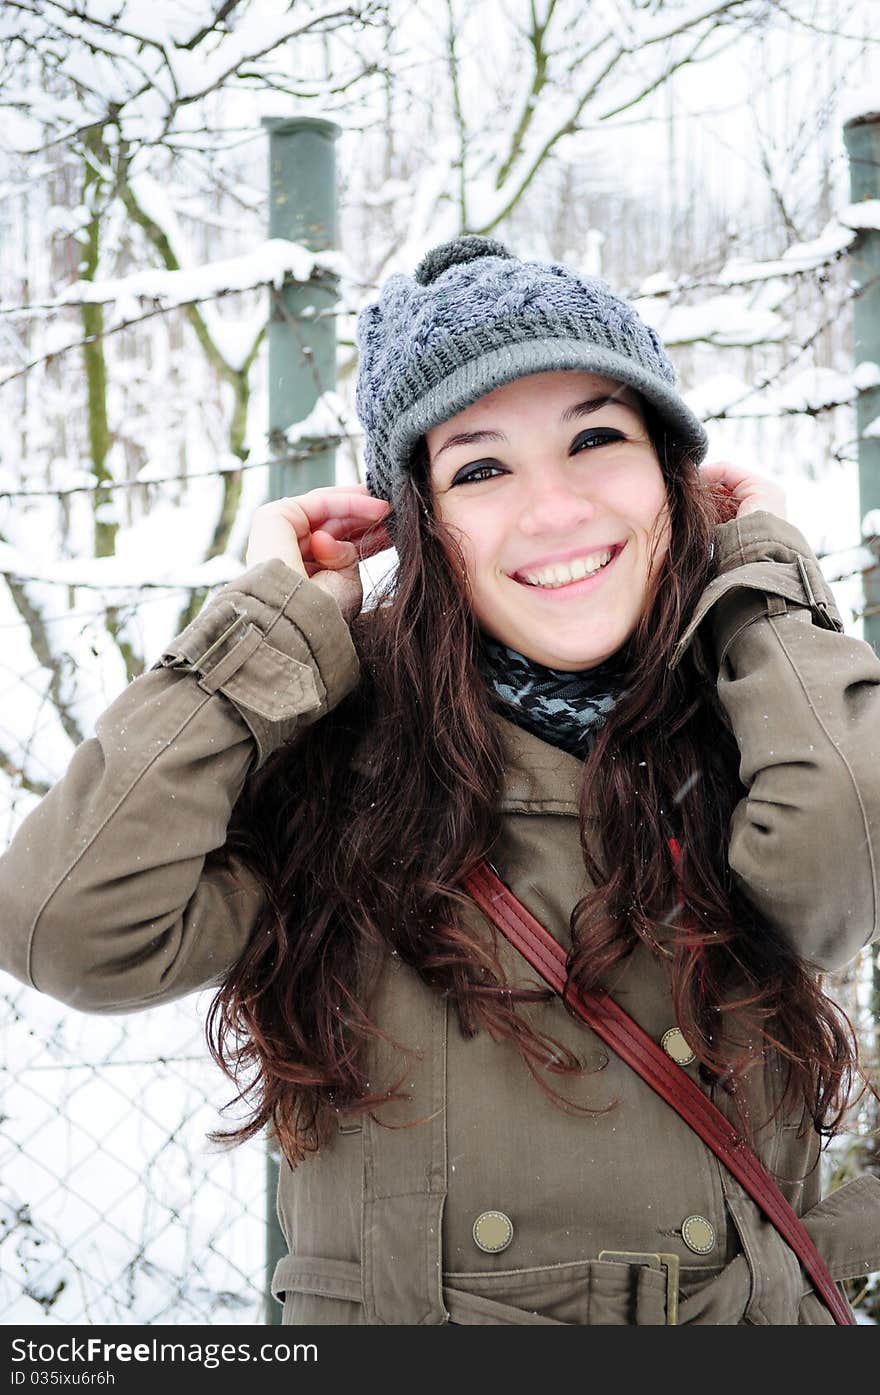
245 485 392 623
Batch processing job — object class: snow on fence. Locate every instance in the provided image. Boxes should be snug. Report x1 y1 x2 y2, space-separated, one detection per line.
1 982 266 1325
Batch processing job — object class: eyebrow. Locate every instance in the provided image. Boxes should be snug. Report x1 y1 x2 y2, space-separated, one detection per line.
432 394 634 463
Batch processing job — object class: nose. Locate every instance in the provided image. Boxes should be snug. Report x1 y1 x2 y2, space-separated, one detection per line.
517 467 596 537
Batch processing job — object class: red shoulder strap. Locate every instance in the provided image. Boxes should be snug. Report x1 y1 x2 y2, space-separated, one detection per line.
463 859 854 1327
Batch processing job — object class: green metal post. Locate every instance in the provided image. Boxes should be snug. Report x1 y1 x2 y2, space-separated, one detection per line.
843 109 880 1325
844 111 880 657
261 115 340 1324
263 116 341 499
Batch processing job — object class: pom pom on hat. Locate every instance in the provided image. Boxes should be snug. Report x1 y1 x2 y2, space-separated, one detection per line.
414 236 512 285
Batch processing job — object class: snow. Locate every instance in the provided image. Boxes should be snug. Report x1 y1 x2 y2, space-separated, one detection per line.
854 362 880 391
838 85 880 128
685 365 880 424
706 222 854 287
637 292 787 348
683 367 868 420
838 199 880 233
761 368 861 415
683 373 758 420
2 988 266 1324
2 0 878 1328
637 270 680 297
822 542 877 582
0 239 350 383
2 1 355 150
361 178 414 208
0 539 242 592
635 198 877 296
54 240 346 314
283 390 360 446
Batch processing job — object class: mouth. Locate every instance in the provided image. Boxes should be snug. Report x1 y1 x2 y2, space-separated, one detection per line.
510 542 626 593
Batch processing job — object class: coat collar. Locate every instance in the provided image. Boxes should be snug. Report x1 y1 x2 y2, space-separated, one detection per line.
349 714 583 817
493 713 583 815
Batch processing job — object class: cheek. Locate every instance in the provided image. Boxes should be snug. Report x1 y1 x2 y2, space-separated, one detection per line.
432 509 501 600
436 505 500 574
639 491 673 597
636 469 670 547
649 503 672 568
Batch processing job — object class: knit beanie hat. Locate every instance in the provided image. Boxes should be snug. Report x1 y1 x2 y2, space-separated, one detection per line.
355 235 708 505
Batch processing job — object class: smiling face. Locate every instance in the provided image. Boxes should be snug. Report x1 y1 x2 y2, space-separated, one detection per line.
426 370 670 670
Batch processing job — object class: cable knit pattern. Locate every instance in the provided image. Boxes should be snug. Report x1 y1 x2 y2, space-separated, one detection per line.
356 236 708 502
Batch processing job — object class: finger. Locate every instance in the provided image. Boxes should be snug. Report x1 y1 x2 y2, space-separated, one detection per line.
245 511 308 572
310 530 359 570
310 513 395 558
302 527 393 571
279 489 390 532
296 526 392 577
279 504 388 552
313 513 392 541
697 463 786 520
698 461 764 494
700 460 758 499
698 462 738 485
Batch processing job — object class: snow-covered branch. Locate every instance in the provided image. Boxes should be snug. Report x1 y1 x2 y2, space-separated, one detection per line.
1 0 386 151
2 240 346 318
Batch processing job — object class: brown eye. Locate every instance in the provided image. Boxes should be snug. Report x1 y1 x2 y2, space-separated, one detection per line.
453 463 505 485
572 429 624 452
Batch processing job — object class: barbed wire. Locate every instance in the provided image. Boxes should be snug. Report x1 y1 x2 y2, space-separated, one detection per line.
10 1056 210 1071
0 571 226 592
0 438 356 500
0 276 347 323
0 286 352 387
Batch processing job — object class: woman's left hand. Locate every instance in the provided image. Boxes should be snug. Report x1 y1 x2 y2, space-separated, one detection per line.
698 461 787 520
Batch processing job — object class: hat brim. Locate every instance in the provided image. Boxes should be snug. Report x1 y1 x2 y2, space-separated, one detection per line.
386 338 708 491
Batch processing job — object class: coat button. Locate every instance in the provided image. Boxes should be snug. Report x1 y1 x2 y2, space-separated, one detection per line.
473 1210 514 1254
681 1214 716 1254
661 1027 696 1066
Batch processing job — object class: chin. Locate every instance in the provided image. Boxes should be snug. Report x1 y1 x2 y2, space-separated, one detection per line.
525 635 628 670
545 654 619 671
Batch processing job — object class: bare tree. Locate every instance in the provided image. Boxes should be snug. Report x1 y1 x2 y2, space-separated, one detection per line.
1 0 878 1325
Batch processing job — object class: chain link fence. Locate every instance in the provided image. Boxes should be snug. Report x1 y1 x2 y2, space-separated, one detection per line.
0 537 279 1326
1 981 267 1324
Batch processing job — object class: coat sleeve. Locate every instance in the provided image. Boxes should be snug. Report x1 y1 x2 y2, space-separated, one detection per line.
0 559 360 1013
670 510 880 973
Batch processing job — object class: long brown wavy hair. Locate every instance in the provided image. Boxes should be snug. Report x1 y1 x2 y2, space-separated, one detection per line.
206 401 862 1166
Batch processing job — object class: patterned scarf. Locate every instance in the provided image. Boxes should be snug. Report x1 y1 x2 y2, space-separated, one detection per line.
477 634 628 757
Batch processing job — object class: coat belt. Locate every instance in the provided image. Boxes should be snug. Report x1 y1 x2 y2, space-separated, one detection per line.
272 1252 725 1325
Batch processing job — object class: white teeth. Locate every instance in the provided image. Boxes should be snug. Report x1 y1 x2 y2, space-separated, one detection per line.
521 549 613 588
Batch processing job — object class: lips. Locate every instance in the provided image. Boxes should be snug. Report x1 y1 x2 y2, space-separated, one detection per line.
511 542 625 589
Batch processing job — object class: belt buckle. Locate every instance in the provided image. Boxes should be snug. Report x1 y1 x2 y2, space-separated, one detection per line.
598 1249 680 1325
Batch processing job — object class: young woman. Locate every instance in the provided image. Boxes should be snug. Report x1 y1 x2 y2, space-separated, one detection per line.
2 236 880 1325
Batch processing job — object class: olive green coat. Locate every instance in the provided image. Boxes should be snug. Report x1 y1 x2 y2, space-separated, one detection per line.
2 511 880 1324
